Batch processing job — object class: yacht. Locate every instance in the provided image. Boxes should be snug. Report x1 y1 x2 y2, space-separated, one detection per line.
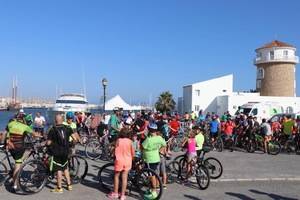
47 94 89 124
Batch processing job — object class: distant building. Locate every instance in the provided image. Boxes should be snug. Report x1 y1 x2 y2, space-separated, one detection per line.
179 40 300 117
254 40 299 97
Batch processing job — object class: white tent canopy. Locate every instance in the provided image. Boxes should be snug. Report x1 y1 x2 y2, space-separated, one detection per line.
104 95 142 111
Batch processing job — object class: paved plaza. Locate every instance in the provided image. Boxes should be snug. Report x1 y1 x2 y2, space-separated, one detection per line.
1 149 300 200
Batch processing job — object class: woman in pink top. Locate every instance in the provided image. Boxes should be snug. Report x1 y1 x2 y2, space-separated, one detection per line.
108 128 135 200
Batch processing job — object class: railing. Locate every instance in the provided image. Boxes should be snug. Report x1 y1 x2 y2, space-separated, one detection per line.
254 55 299 64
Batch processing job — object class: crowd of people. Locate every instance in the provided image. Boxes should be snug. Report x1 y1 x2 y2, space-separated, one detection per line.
1 107 300 199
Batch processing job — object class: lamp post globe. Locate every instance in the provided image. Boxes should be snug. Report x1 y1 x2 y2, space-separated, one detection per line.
102 78 108 113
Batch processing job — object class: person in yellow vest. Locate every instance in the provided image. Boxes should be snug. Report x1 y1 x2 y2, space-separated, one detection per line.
5 112 39 192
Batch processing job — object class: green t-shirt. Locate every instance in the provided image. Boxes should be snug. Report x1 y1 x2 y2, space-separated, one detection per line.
283 120 294 135
63 122 77 131
195 133 204 151
109 114 120 136
142 135 166 164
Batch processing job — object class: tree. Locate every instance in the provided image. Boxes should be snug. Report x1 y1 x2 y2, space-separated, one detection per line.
155 91 176 113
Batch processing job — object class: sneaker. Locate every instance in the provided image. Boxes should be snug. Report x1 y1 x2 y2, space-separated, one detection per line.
67 185 73 191
107 192 119 199
120 195 126 200
144 191 158 200
163 184 167 189
51 188 63 193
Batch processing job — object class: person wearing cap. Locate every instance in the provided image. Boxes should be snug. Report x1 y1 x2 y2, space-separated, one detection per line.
193 126 205 156
109 107 121 143
142 123 166 200
5 113 38 192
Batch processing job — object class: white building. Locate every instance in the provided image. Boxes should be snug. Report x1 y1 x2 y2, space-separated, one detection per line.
179 74 300 116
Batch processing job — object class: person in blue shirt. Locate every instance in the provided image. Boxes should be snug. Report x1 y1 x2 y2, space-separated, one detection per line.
210 115 220 142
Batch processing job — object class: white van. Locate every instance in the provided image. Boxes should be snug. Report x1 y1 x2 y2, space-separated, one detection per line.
235 102 284 123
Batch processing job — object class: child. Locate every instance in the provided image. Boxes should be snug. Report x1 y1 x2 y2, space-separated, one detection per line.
182 131 197 182
108 128 135 200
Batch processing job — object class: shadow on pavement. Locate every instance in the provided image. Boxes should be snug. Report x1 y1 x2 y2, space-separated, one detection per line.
183 194 202 200
225 192 255 200
249 189 298 200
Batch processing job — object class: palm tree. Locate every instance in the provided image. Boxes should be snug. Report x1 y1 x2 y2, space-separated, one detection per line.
155 91 176 113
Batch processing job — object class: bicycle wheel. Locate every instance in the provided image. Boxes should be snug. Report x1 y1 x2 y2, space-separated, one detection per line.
135 168 163 200
195 164 210 190
0 161 8 185
203 157 223 179
166 161 180 184
85 140 102 160
98 162 114 192
215 138 223 152
267 140 281 155
18 159 48 194
246 139 256 153
69 155 88 184
178 157 189 179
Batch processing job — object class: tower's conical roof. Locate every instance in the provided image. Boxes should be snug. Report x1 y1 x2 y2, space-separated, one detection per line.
256 40 294 50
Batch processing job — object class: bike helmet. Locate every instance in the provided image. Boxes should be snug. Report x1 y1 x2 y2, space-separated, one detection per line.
148 123 158 131
66 112 75 120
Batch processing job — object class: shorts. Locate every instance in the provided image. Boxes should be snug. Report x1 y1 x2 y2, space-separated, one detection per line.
159 157 166 174
50 156 68 172
146 162 160 174
187 152 197 161
210 132 218 139
10 148 25 164
115 160 132 172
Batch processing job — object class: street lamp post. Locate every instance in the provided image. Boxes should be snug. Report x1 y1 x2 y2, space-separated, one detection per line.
102 78 108 113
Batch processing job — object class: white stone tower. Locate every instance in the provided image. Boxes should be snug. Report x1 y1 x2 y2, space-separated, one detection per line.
254 40 298 97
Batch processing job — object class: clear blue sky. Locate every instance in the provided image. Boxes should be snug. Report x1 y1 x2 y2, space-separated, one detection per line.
0 0 300 104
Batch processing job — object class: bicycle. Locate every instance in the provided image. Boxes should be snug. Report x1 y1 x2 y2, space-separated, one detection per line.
84 132 114 161
246 131 281 155
98 157 163 200
17 140 88 194
0 144 14 186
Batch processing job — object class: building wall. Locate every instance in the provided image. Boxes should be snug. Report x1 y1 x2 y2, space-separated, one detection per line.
257 62 295 96
183 86 192 113
183 74 233 114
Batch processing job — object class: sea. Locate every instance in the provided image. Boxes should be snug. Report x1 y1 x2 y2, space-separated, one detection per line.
0 108 48 131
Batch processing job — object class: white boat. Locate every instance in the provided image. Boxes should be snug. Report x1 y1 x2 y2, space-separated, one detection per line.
47 94 89 124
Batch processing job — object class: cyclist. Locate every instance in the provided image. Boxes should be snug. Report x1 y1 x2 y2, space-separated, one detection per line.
209 115 220 143
109 107 121 143
5 112 38 191
142 123 166 200
282 115 294 141
47 114 79 193
260 118 273 153
63 112 80 144
193 126 204 156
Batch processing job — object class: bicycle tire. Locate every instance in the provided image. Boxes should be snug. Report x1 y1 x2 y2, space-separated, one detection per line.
195 164 210 190
203 157 223 179
267 140 281 155
215 138 223 152
18 159 48 194
246 139 256 153
98 162 115 192
85 140 102 160
69 155 88 184
166 161 180 184
135 168 163 200
0 161 8 185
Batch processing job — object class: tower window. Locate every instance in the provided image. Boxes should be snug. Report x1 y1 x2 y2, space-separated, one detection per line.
256 80 261 89
270 51 274 60
195 90 200 96
257 68 264 79
283 50 288 58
